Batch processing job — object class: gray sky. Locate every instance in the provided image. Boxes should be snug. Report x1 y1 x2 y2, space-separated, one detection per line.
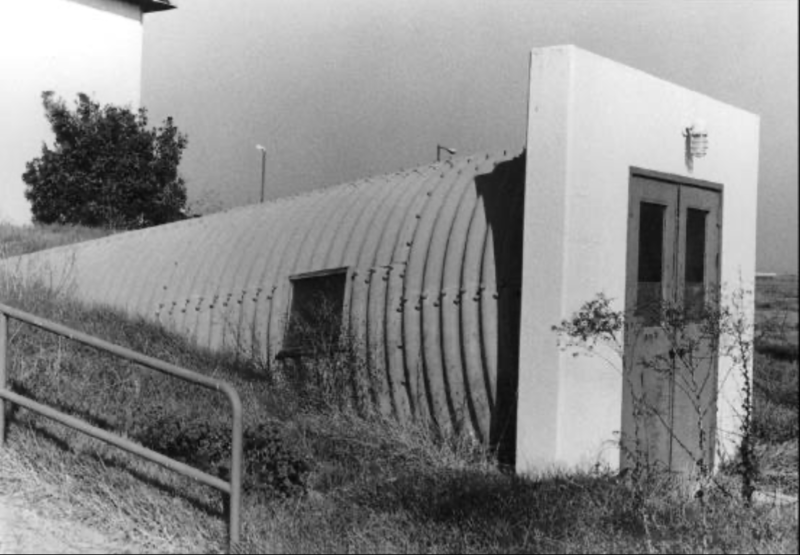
141 0 798 274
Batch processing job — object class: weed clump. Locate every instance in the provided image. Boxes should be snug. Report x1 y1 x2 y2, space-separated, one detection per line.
137 419 312 499
245 423 312 499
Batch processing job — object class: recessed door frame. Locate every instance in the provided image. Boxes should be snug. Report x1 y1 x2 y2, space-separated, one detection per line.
623 167 724 473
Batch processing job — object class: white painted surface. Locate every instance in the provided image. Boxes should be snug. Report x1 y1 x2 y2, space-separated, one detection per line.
517 45 759 475
0 0 143 225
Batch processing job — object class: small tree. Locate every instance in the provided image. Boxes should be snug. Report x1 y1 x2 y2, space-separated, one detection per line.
23 91 188 229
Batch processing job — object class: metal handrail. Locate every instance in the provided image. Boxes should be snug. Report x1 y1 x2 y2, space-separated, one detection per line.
0 302 243 552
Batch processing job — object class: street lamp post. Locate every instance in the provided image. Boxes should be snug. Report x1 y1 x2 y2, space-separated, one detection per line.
256 144 267 203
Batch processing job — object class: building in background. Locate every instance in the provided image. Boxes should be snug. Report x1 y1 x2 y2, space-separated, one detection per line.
0 0 175 225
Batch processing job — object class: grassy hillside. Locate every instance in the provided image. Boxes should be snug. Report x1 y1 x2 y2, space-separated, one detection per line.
0 230 797 553
0 223 116 259
752 274 799 497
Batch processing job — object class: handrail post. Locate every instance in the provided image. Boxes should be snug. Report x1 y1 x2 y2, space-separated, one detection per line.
0 303 245 551
0 311 6 446
229 391 243 548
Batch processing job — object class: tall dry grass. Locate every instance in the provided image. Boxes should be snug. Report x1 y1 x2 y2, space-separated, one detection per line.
0 230 796 554
0 222 115 259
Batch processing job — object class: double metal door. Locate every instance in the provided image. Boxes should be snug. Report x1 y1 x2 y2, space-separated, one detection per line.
623 169 722 474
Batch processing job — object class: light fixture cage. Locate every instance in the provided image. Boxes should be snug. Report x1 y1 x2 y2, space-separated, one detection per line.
689 130 709 158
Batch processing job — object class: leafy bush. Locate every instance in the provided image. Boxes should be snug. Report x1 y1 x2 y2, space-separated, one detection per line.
22 91 188 229
137 419 311 499
245 423 312 499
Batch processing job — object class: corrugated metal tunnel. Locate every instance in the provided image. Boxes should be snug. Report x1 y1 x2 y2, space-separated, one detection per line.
4 150 525 452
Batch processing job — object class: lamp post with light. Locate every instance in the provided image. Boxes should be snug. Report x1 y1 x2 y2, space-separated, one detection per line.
256 144 267 203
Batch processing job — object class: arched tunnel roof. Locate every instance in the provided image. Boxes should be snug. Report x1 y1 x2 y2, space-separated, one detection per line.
4 148 526 444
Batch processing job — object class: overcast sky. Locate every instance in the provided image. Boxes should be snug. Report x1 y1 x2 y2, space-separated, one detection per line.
141 0 798 274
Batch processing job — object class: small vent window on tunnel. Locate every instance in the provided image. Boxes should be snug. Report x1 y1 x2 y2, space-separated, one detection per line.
279 269 348 358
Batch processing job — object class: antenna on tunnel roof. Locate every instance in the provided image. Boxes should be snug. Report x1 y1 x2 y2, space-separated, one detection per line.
437 144 457 162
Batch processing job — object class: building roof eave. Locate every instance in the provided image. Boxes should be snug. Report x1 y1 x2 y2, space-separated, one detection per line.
139 0 175 13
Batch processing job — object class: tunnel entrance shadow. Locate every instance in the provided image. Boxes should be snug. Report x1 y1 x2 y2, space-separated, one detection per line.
475 152 525 468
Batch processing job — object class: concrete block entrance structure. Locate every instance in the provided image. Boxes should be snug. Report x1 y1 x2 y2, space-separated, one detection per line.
517 46 758 474
1 46 760 475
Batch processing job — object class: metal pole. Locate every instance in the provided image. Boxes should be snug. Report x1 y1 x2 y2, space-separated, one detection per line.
0 389 231 491
0 302 244 551
229 395 243 548
0 312 6 446
260 149 266 203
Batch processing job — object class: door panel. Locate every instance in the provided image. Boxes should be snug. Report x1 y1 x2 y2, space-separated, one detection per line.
624 176 678 471
671 186 722 473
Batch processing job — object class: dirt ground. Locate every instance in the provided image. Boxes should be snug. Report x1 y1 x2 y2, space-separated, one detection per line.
0 495 136 555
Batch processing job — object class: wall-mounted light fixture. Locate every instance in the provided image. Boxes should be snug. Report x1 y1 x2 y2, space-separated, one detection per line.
684 119 708 159
437 144 457 162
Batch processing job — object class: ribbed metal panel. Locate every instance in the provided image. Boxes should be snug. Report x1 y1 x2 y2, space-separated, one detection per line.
3 150 525 445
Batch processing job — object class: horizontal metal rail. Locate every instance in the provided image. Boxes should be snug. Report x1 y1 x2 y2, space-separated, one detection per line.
0 302 242 552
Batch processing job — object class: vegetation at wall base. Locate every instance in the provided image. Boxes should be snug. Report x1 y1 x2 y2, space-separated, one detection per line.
0 239 796 552
22 91 188 230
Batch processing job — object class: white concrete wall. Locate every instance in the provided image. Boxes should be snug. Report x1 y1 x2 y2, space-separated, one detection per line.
0 0 143 225
517 45 759 474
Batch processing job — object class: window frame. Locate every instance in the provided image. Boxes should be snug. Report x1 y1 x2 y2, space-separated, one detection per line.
277 266 353 360
629 167 723 193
